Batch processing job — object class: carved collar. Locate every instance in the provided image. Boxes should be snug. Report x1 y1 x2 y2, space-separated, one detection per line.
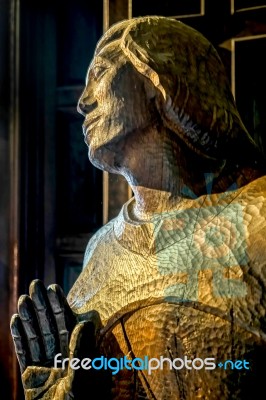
113 176 266 257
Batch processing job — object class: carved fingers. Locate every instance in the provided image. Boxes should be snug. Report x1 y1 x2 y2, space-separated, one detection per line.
10 313 31 373
47 283 76 359
10 279 76 373
29 280 59 362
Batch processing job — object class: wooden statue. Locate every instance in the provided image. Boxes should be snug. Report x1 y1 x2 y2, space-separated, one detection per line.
11 16 266 399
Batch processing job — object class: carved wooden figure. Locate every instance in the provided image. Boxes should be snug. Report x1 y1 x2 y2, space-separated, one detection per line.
11 16 266 399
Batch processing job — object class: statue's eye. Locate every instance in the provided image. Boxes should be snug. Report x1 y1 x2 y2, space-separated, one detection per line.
92 64 109 81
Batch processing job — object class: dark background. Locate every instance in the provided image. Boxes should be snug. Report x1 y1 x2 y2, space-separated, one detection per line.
1 0 266 398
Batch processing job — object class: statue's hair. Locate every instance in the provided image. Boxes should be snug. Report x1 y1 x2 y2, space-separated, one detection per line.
95 16 260 163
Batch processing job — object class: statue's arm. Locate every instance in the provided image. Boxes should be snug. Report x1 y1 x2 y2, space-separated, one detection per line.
10 224 112 399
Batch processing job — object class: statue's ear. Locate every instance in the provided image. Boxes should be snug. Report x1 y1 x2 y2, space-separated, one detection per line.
142 75 158 101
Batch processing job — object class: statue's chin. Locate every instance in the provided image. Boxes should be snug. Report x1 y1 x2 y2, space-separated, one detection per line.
87 127 131 173
88 145 121 174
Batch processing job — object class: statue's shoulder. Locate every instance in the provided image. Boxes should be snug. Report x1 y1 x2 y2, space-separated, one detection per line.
82 217 117 268
67 216 119 309
239 174 266 205
239 175 266 225
249 174 266 194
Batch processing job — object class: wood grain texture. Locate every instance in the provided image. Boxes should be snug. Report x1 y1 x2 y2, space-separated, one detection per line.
12 16 266 399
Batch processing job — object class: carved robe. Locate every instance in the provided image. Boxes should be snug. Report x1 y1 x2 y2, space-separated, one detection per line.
23 176 266 399
68 175 266 399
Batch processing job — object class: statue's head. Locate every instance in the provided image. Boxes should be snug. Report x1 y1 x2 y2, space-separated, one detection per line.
78 16 261 173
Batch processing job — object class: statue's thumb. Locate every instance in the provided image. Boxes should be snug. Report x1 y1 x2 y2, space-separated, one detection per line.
67 320 97 381
66 319 111 398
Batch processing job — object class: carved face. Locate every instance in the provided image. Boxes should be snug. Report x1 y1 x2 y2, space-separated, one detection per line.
77 43 156 172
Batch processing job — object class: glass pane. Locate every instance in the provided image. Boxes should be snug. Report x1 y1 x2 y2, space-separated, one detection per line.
56 0 103 86
235 37 266 156
56 111 103 234
132 0 203 18
234 0 266 12
62 259 83 294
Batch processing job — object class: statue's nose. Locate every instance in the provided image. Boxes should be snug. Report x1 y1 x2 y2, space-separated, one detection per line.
77 86 97 116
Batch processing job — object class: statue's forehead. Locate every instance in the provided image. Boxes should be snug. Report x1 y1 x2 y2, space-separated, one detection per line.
94 40 125 61
85 41 128 85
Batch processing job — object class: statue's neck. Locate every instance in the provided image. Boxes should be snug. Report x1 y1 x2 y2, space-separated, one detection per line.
119 125 207 221
116 124 263 223
129 187 195 222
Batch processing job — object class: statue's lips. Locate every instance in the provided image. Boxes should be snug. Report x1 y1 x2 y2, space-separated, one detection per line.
82 115 102 141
